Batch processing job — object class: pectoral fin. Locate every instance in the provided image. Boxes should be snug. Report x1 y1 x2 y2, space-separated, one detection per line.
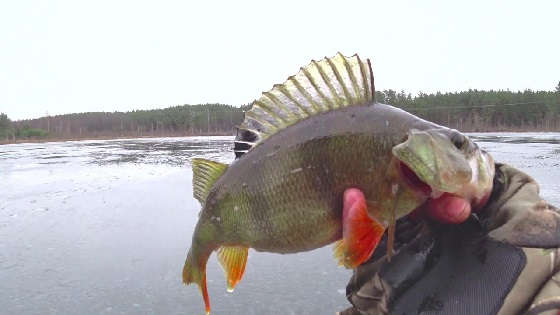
333 189 386 269
217 246 248 292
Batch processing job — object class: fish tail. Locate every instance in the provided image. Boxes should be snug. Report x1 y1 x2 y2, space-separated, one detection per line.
183 246 212 315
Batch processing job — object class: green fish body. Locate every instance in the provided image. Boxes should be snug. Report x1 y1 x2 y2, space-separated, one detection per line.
200 104 436 252
183 53 495 314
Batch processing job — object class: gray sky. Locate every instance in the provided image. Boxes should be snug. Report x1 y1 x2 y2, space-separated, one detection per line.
1 0 559 120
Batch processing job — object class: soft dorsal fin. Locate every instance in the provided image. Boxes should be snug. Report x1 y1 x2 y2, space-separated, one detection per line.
192 158 228 205
234 52 375 158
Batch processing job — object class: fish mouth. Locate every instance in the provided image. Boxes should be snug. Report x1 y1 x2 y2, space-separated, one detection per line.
398 161 458 201
398 161 433 197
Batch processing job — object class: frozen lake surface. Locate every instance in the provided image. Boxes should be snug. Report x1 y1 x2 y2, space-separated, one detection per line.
1 133 559 314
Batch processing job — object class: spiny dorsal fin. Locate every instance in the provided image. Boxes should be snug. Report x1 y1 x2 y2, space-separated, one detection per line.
192 158 227 205
234 52 375 158
217 246 248 292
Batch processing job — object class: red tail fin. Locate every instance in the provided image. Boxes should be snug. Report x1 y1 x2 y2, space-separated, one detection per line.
183 249 211 314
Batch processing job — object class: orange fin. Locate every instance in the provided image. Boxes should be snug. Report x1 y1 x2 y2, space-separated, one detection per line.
217 246 248 292
183 249 211 314
334 189 386 269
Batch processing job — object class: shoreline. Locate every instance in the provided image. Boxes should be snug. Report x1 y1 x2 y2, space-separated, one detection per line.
1 129 559 145
0 132 234 145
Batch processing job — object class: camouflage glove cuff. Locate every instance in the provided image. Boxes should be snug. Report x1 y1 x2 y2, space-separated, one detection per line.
483 163 560 248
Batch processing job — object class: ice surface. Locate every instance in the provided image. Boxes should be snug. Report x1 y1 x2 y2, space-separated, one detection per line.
1 133 559 314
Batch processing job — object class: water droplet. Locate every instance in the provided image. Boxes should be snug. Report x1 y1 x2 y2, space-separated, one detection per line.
392 184 399 195
242 182 248 188
290 168 303 174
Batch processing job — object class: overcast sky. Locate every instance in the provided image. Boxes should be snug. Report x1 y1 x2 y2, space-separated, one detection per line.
1 1 558 120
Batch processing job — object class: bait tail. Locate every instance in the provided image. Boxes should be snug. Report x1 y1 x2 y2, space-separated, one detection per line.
333 189 386 269
217 246 249 292
386 220 396 262
183 247 212 315
386 184 402 261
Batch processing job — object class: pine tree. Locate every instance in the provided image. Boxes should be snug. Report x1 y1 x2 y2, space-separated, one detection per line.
0 113 12 138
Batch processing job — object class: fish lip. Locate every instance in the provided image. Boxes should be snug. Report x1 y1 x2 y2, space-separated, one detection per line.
397 161 432 197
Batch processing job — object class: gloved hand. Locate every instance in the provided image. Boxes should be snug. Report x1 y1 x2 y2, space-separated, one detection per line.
339 163 560 315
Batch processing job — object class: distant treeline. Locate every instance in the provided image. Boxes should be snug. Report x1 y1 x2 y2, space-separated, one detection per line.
375 87 560 132
1 86 559 143
1 104 249 142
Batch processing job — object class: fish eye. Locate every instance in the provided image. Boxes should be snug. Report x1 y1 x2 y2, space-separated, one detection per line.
451 132 467 150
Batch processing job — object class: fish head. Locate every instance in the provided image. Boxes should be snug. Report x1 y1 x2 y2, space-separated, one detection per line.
392 128 494 207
